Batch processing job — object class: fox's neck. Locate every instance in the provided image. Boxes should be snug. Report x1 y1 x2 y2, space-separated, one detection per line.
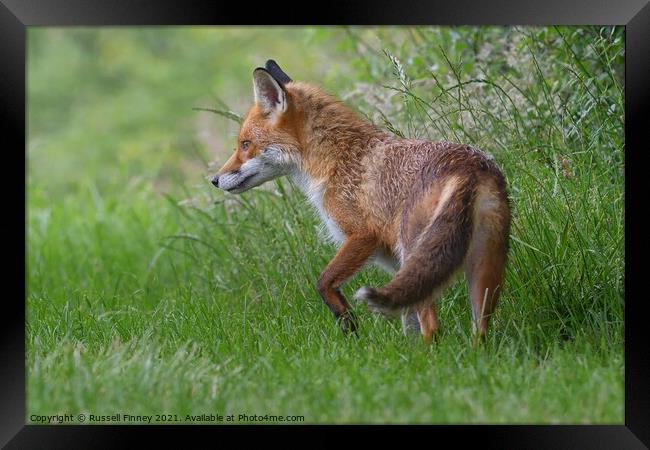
288 82 390 182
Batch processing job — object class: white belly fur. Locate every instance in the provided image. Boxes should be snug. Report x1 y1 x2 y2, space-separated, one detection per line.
371 251 400 274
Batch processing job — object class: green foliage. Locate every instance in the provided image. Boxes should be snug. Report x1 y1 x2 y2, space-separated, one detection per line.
27 26 624 423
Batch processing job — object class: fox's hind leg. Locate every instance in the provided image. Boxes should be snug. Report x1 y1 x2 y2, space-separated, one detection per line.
401 292 441 343
401 309 420 335
464 187 510 340
417 301 440 344
465 247 506 340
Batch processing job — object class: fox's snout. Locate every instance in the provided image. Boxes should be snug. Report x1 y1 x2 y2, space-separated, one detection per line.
211 169 254 193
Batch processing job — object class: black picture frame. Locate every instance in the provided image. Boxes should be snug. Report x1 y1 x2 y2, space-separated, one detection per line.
2 0 648 447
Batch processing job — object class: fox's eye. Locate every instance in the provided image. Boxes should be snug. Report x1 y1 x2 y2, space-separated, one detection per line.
241 140 251 151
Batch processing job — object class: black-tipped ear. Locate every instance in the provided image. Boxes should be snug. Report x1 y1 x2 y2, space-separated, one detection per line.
253 68 287 116
265 60 292 86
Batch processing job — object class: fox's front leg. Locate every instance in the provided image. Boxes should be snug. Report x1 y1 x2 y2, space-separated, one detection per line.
317 236 377 334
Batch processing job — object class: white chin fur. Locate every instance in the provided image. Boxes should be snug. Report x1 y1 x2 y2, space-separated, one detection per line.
218 146 292 193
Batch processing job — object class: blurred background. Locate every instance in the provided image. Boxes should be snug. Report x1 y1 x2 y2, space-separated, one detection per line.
27 27 360 197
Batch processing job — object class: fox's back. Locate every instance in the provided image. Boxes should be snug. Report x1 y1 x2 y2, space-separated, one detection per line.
358 139 507 234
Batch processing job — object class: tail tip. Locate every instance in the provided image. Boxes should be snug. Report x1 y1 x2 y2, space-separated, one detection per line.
354 286 398 317
353 286 376 302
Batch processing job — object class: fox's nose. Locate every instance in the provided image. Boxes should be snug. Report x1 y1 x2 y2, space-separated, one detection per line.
211 175 219 188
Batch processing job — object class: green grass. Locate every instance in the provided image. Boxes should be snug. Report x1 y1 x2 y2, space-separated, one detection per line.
27 26 624 423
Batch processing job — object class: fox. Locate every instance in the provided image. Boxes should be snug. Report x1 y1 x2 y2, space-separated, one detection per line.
211 60 511 343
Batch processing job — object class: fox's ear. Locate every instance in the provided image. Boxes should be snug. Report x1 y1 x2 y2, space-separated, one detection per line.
265 60 292 86
253 68 287 117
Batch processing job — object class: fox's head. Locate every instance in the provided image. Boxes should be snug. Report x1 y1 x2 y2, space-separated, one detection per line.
211 60 302 194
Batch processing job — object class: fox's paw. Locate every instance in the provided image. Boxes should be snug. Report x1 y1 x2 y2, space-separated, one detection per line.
354 287 399 318
336 310 359 335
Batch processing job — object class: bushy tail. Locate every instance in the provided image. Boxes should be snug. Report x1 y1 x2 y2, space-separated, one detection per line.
355 181 475 314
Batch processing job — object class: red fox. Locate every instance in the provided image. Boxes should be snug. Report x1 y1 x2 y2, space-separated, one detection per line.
211 60 511 342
